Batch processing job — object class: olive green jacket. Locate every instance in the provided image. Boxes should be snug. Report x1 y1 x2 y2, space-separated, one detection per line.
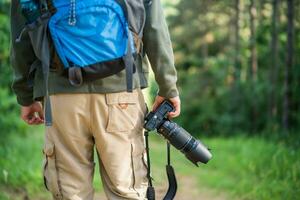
10 0 178 106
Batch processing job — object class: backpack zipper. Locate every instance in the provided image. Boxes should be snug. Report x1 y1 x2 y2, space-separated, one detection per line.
68 0 76 26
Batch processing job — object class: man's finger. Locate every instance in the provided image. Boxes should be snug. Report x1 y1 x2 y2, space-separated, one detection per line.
152 102 160 111
168 111 179 118
152 96 164 111
168 99 181 118
152 102 158 111
34 112 44 121
21 113 29 121
28 116 36 124
33 117 44 125
21 113 43 125
28 117 43 125
168 108 180 118
37 109 44 120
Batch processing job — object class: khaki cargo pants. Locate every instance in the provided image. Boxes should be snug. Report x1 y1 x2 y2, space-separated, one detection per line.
42 89 148 200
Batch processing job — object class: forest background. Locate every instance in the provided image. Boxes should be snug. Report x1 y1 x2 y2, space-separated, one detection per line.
0 0 299 199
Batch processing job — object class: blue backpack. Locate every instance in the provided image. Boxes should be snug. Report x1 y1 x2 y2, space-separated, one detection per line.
18 0 148 125
48 0 140 89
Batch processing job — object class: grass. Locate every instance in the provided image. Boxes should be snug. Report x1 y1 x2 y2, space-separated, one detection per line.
149 134 300 200
0 126 103 200
0 126 51 200
0 127 299 200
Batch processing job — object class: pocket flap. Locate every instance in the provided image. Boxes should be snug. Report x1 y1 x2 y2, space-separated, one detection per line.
106 91 138 105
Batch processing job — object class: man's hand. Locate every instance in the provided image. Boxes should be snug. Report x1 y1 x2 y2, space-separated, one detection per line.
152 95 181 118
21 101 44 125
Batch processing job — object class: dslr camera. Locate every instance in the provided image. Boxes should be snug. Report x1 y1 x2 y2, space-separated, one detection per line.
144 100 212 165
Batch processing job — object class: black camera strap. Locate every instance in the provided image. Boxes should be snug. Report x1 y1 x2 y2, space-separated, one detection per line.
144 130 178 200
145 130 155 200
163 143 178 200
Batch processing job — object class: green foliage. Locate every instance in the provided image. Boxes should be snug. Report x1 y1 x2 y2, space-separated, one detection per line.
0 128 45 192
159 0 300 135
0 1 27 139
150 134 300 200
0 1 11 88
204 137 300 200
0 88 27 138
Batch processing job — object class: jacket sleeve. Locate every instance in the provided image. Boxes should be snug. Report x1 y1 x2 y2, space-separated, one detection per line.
142 0 179 98
10 0 36 106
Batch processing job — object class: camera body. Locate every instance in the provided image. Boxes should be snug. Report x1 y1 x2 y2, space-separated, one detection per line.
144 101 212 165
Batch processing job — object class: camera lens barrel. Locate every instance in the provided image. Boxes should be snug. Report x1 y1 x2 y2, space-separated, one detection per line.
158 120 212 165
158 120 192 150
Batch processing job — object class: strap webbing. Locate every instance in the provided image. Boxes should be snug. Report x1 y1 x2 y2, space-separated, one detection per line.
40 22 52 126
167 142 171 165
68 66 83 86
116 0 136 92
145 131 153 186
123 37 134 92
144 130 155 200
163 142 177 200
27 14 53 126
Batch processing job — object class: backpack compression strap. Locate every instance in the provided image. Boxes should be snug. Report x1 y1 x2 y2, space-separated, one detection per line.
123 37 135 92
116 0 135 92
25 15 53 126
37 0 54 126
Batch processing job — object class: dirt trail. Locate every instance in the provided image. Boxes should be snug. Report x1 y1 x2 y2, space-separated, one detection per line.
2 176 227 200
95 175 227 200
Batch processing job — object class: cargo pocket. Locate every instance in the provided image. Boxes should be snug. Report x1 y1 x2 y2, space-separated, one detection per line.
105 91 141 133
42 142 63 200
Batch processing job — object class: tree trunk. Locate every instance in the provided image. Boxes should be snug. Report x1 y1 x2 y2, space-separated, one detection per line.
249 0 258 132
282 0 294 132
249 0 258 82
234 0 241 83
268 0 279 128
229 0 241 129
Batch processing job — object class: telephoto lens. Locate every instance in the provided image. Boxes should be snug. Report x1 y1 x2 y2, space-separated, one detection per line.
158 120 212 165
144 100 212 166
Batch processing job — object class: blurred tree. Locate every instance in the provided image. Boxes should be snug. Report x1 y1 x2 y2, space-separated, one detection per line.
248 0 258 131
162 0 300 135
234 0 241 83
0 1 27 139
249 0 258 82
268 0 279 129
0 1 11 88
282 0 294 132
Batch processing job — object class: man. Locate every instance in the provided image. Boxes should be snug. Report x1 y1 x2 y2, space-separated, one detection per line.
10 0 180 199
